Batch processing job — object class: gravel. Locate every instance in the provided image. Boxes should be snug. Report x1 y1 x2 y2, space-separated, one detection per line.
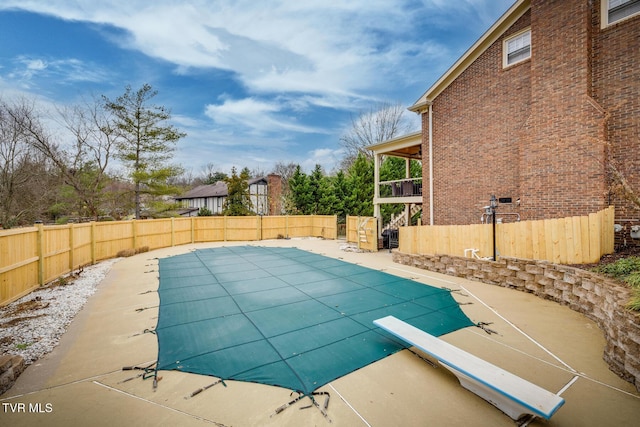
0 259 119 364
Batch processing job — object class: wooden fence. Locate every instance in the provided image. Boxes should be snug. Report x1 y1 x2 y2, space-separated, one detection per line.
399 206 615 265
0 215 337 306
345 216 378 252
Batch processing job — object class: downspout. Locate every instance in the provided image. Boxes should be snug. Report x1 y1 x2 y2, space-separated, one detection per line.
428 103 434 225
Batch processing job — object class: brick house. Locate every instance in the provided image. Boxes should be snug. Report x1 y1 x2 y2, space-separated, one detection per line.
394 0 639 235
175 174 282 216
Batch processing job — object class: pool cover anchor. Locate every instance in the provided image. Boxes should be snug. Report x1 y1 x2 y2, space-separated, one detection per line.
129 328 156 338
119 361 157 384
272 391 331 422
185 378 227 399
306 391 331 421
133 364 161 390
272 391 305 416
476 321 498 335
442 287 469 297
135 305 158 313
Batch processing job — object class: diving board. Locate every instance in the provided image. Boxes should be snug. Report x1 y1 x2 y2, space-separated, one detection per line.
373 315 565 421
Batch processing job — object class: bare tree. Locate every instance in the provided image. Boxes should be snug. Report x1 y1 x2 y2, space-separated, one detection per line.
0 98 32 226
0 97 62 227
8 96 118 220
56 98 119 218
585 108 640 215
608 157 640 212
339 101 415 170
200 163 228 184
272 161 298 183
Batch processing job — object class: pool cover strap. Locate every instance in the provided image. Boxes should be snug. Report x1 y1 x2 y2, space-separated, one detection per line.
154 246 474 395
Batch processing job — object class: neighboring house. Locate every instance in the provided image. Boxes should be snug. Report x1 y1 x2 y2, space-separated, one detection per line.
372 0 639 234
175 175 282 216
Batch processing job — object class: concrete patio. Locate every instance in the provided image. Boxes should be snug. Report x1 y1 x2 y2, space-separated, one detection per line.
2 238 639 426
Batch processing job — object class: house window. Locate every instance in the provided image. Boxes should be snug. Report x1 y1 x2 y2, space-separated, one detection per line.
503 29 531 67
604 0 640 26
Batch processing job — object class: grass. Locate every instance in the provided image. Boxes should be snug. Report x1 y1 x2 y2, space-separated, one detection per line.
592 256 640 311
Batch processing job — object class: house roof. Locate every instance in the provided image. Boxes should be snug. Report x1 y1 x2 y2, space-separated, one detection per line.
175 177 270 200
176 182 227 200
409 0 529 113
365 131 422 159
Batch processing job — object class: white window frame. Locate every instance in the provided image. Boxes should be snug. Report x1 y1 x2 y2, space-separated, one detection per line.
503 28 531 68
602 0 640 28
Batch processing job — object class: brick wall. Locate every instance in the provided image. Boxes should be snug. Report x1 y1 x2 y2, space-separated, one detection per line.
591 3 640 244
392 250 640 392
421 0 638 226
520 0 608 220
423 9 531 225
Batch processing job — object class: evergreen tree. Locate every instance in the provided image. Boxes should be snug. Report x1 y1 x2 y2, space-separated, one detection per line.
287 165 314 214
317 175 339 215
223 167 253 215
308 164 326 214
331 170 349 220
103 84 185 219
346 153 374 216
197 207 213 216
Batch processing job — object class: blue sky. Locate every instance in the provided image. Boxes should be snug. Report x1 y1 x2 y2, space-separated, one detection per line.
0 0 514 176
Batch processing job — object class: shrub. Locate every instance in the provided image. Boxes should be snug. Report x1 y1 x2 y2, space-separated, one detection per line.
116 246 150 257
626 271 640 288
198 207 213 216
117 249 136 257
593 257 640 311
627 291 640 311
592 256 640 278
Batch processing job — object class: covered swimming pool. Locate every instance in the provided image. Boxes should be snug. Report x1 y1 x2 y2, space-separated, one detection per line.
154 245 474 395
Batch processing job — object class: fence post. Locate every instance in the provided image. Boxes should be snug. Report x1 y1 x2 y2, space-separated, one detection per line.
191 216 195 244
171 217 175 247
132 220 137 250
91 222 97 264
346 215 350 243
37 223 44 286
357 216 361 251
257 216 262 241
224 216 227 241
69 223 74 271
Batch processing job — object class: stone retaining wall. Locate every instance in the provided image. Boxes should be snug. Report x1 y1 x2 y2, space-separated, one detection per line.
0 354 25 395
392 251 640 391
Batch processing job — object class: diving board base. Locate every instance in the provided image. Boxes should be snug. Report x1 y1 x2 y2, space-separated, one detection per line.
373 315 565 421
441 363 538 421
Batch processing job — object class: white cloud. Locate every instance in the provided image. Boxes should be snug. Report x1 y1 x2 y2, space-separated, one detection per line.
0 0 513 174
24 58 48 71
301 147 344 173
204 97 329 135
0 0 511 104
7 55 110 87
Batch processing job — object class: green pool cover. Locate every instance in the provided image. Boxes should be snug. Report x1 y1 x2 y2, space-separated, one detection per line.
155 246 473 394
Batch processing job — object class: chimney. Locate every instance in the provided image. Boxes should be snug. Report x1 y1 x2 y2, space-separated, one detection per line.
267 174 283 215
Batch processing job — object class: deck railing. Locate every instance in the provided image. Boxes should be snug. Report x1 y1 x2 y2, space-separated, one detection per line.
379 178 422 198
